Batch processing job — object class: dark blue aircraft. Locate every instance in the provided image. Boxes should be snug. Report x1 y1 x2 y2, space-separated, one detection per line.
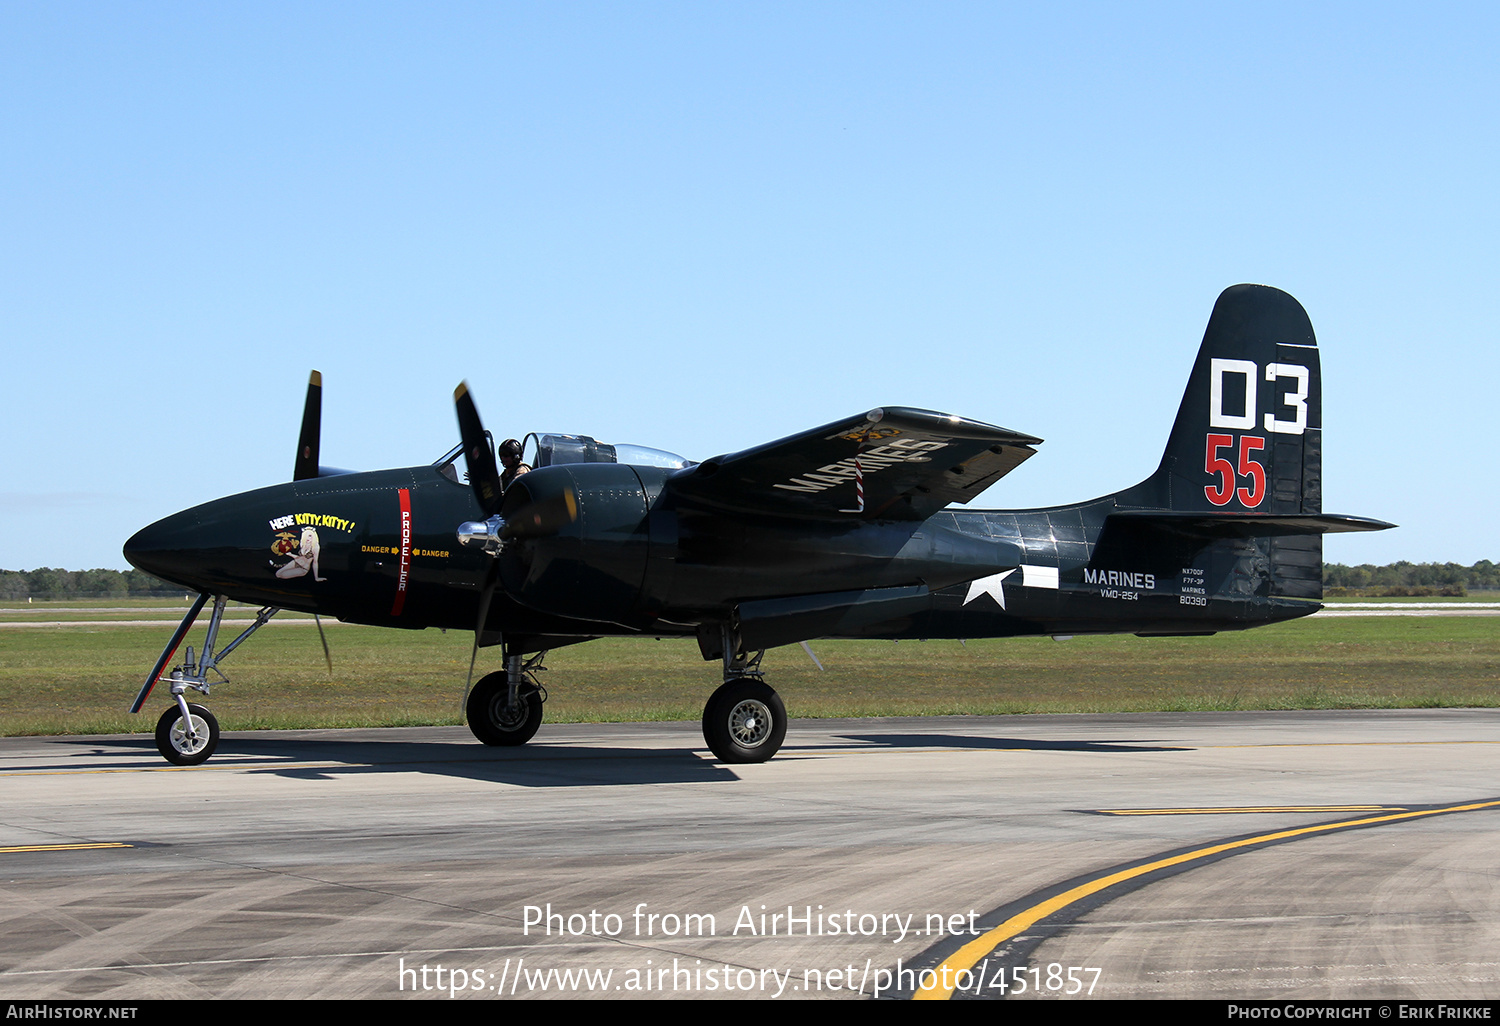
125 284 1392 766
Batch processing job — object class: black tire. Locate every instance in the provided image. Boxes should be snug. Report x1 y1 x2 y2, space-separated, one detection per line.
466 671 544 746
155 703 219 766
702 677 786 764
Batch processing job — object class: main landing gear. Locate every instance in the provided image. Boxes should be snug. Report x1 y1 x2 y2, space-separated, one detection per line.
700 628 787 764
132 594 280 766
462 628 790 765
465 651 547 747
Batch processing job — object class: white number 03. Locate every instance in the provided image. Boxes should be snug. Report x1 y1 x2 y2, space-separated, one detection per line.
1209 359 1308 436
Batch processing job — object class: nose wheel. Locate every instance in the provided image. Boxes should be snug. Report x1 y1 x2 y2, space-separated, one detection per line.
155 703 220 766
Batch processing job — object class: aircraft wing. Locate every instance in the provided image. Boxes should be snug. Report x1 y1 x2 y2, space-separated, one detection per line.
667 407 1041 521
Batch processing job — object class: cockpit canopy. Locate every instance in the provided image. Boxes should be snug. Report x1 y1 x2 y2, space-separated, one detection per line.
525 433 692 470
436 432 692 482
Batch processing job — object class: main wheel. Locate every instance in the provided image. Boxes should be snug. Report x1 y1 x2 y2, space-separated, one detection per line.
155 703 219 766
702 677 786 764
466 671 544 746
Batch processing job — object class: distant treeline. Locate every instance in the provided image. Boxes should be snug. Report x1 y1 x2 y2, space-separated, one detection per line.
5 560 1496 601
0 568 186 600
1323 560 1498 597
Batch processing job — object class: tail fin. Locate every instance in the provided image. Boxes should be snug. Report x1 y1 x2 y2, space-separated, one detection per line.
1136 284 1323 515
1108 286 1390 602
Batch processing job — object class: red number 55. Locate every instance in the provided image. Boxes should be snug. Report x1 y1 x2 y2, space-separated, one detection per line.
1205 433 1266 507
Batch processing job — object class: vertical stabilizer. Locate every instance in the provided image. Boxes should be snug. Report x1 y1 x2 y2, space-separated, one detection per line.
1114 285 1328 599
1129 284 1323 516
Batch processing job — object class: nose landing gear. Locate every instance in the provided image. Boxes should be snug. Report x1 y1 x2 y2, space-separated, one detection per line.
132 594 280 766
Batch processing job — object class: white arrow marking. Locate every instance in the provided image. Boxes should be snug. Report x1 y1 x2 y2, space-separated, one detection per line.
963 569 1016 610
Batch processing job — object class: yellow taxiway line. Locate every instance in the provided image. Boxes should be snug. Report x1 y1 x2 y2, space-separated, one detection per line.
0 842 132 854
914 797 1500 1000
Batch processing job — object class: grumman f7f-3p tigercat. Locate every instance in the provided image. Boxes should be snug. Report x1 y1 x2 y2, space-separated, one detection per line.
124 284 1393 766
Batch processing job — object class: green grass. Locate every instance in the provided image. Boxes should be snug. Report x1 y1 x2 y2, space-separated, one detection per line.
0 598 318 620
1322 592 1500 603
0 612 1496 736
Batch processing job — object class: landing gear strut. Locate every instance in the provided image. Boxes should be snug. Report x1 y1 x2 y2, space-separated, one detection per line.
466 651 547 746
701 626 787 763
132 593 280 766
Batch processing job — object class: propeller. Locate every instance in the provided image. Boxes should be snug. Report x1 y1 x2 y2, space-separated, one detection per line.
451 380 580 699
452 379 579 550
294 370 336 677
293 370 322 481
453 381 507 698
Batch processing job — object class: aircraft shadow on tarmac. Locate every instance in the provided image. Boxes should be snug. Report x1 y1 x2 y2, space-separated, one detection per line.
56 735 741 786
50 731 1191 786
831 733 1192 754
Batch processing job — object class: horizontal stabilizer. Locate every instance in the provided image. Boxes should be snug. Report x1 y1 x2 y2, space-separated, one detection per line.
1107 511 1396 537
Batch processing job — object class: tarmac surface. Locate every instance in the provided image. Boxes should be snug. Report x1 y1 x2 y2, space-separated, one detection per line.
2 710 1498 1001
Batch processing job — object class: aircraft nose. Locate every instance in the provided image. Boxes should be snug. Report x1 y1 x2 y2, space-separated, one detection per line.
123 509 207 587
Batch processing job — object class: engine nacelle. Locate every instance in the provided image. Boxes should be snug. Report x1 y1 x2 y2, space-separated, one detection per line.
497 464 665 627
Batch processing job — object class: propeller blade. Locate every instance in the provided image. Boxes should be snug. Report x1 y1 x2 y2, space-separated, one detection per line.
293 371 323 481
462 561 501 707
314 613 333 678
500 487 578 540
454 382 504 515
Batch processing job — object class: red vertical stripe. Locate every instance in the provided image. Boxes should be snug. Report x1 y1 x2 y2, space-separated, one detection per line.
391 488 412 616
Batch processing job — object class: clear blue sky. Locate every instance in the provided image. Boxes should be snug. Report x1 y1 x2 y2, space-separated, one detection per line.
3 2 1494 570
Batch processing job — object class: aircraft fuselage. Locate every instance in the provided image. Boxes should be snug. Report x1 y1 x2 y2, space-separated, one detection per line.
124 460 1317 654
